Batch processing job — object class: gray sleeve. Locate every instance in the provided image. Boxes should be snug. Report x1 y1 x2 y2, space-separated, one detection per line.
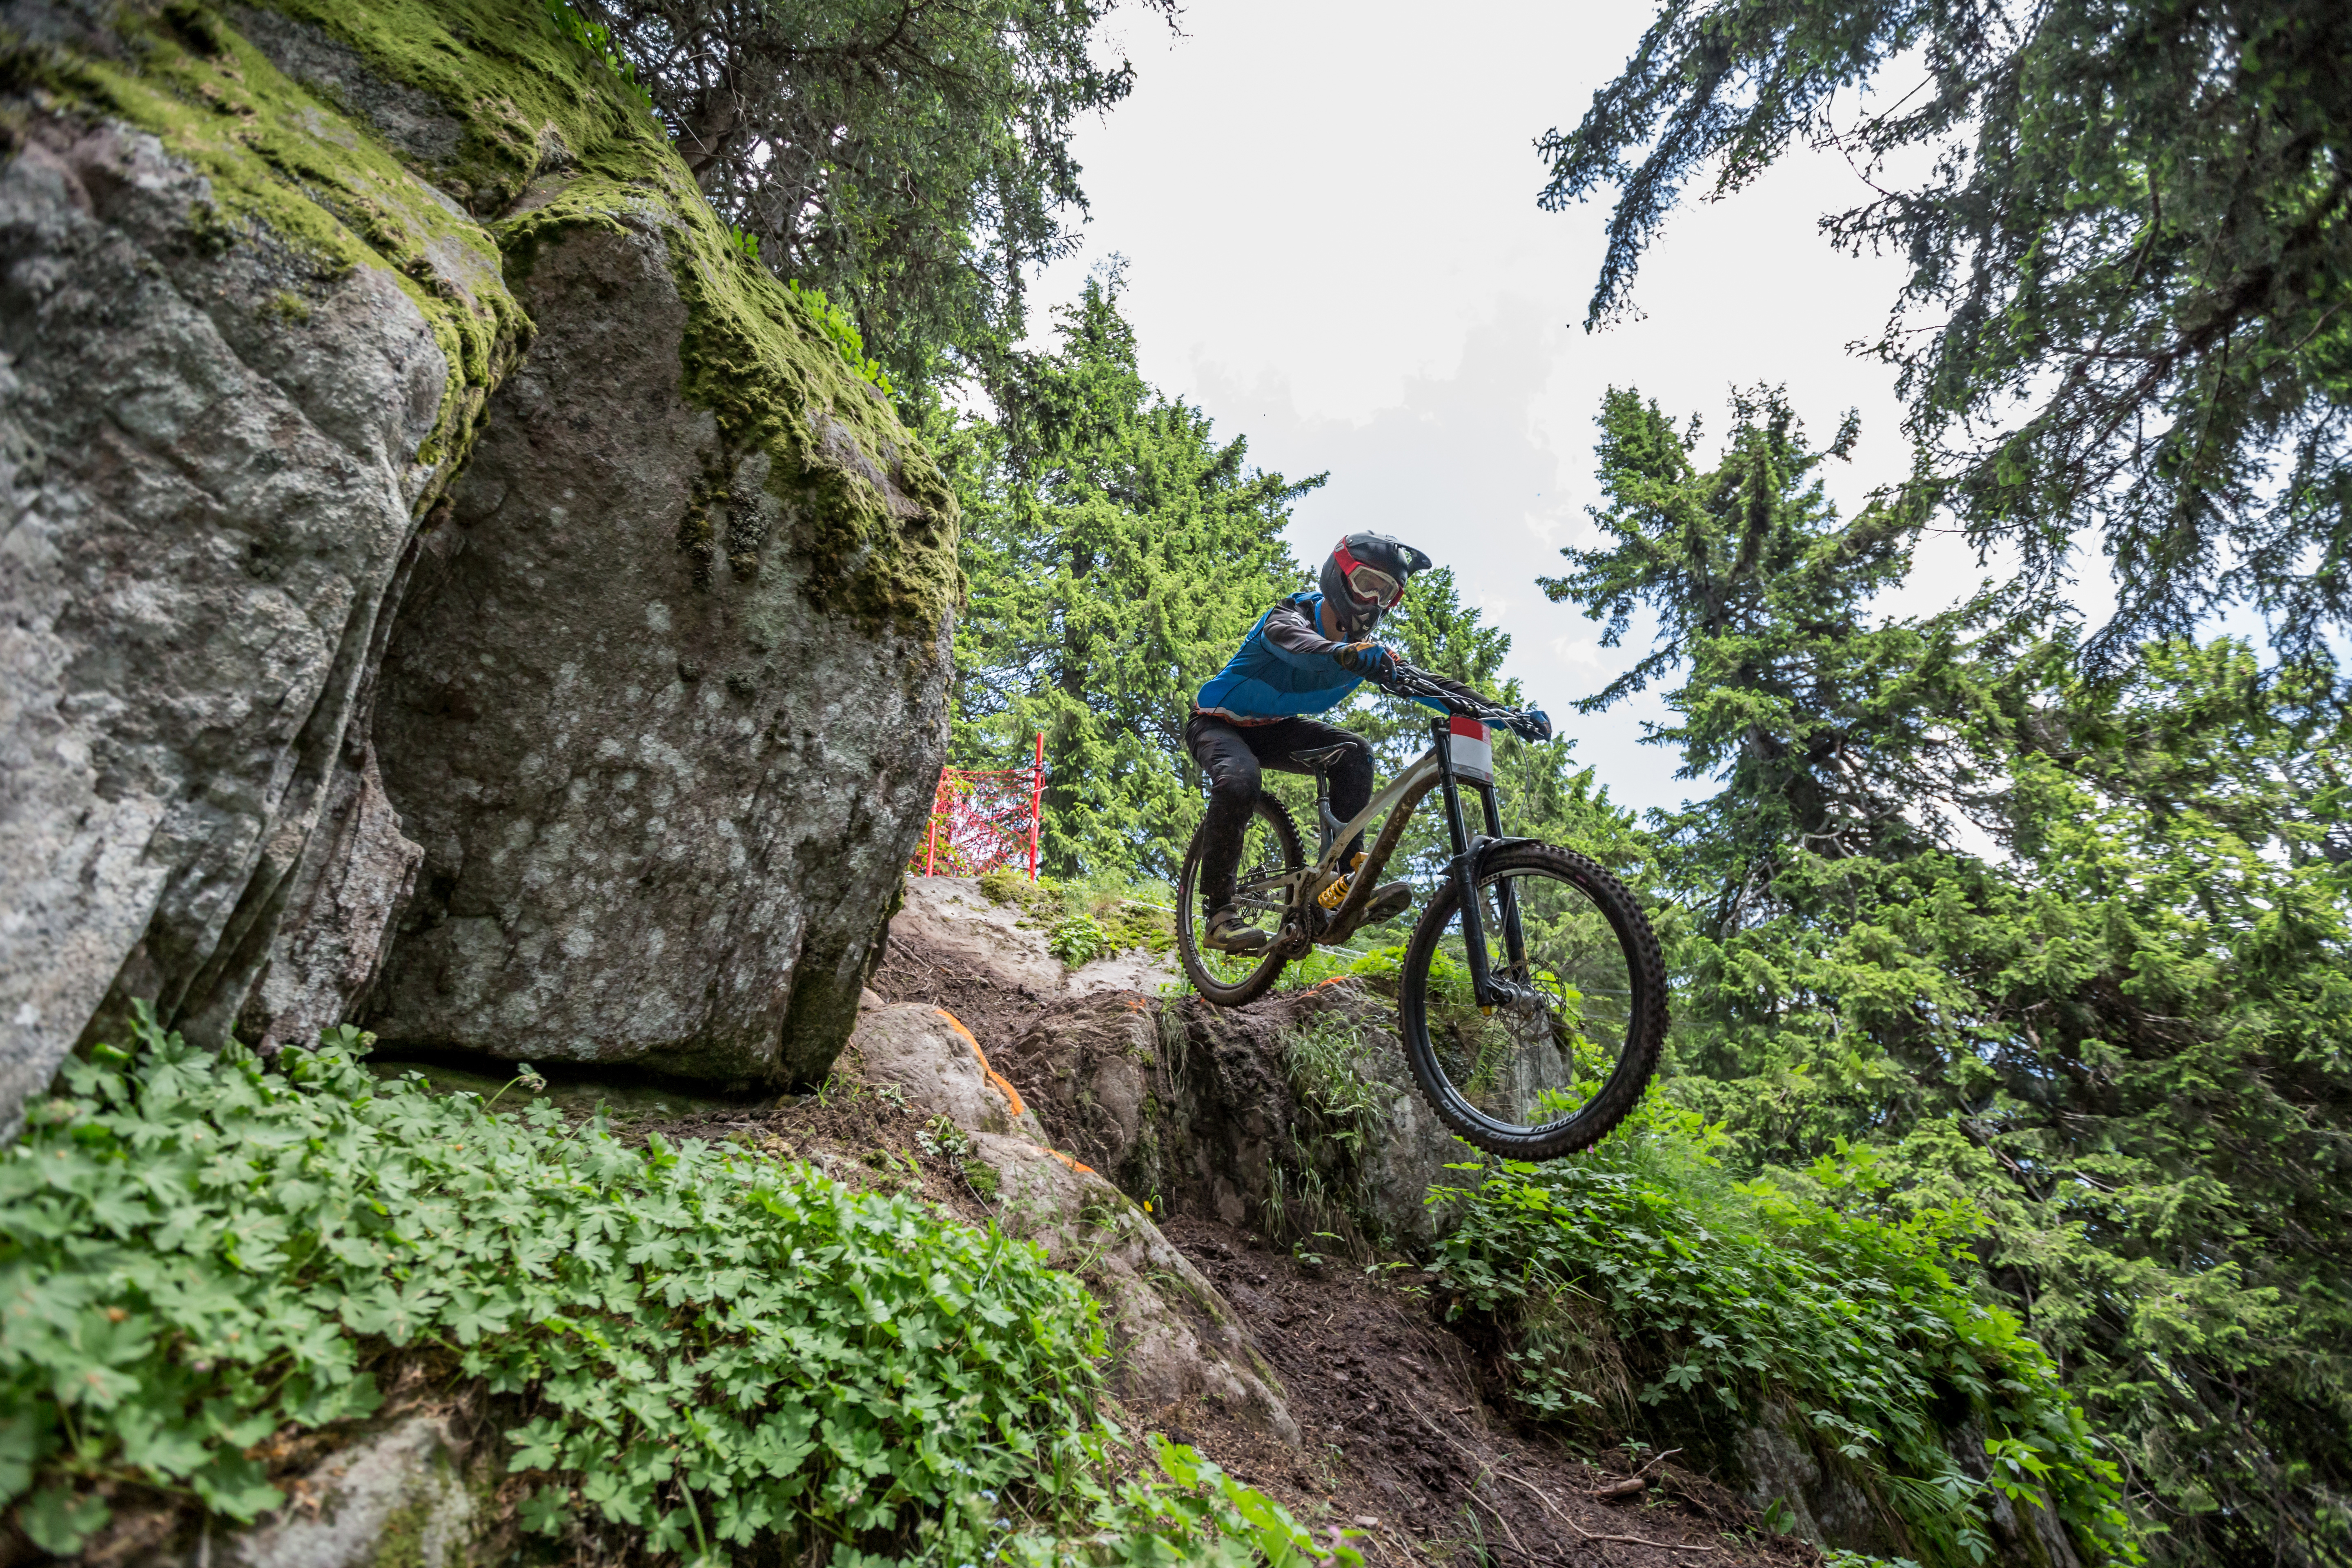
1262 601 1351 667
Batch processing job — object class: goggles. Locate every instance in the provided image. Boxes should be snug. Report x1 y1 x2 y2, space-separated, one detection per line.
1332 543 1405 608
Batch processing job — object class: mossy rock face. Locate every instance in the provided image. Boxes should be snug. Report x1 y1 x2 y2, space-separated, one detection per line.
0 0 956 1128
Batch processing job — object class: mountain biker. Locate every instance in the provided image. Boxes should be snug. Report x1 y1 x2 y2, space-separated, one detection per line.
1187 533 1553 954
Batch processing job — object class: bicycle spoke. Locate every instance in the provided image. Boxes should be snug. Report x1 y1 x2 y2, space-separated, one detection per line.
1184 804 1296 991
1423 863 1639 1133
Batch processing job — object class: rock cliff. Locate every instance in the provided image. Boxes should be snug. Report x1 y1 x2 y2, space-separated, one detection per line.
0 0 954 1133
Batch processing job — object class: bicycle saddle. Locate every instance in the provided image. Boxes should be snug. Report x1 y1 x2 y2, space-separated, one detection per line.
1290 744 1356 773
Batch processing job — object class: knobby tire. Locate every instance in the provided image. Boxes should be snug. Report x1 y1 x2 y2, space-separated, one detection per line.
1399 841 1667 1159
1175 795 1304 1007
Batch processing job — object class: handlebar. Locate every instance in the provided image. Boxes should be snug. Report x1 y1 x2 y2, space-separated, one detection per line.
1386 659 1532 727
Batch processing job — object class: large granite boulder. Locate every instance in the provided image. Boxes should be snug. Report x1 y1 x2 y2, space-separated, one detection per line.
0 0 953 1134
365 194 953 1084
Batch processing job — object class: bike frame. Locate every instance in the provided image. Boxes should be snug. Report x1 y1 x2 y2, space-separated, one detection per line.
1234 715 1531 1005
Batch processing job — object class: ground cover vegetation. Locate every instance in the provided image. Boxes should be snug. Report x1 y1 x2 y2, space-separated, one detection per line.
1539 0 2352 669
1429 1102 2133 1566
1541 384 2352 1566
0 1009 1358 1566
973 865 1175 968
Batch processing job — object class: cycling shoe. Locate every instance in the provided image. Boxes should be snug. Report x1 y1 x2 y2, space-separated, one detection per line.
1362 881 1412 923
1204 905 1273 955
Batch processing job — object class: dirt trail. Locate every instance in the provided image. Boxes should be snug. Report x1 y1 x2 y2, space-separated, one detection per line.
1150 1214 1814 1568
859 877 1814 1568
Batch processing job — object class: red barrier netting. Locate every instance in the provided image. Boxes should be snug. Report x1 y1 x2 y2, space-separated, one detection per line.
911 733 1044 879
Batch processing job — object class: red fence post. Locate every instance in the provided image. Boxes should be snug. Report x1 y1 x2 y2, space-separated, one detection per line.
1027 731 1044 882
923 776 939 876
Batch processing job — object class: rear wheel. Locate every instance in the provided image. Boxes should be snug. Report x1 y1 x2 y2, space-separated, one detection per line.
1399 842 1666 1159
1176 795 1304 1006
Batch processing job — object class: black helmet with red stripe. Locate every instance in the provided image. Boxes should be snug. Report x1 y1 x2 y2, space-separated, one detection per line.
1320 532 1433 638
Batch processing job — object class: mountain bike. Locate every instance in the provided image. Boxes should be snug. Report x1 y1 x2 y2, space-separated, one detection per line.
1174 664 1667 1158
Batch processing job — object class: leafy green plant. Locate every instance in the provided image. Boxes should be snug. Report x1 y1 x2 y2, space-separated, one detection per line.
0 1007 1345 1564
1048 912 1107 967
1001 1435 1364 1566
784 280 894 396
541 0 656 119
1428 1099 2134 1566
1279 1015 1380 1157
976 870 1172 961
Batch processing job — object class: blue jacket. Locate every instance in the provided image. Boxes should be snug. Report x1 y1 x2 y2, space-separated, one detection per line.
1194 591 1448 724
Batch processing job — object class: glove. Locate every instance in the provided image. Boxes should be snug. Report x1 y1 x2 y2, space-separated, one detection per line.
1510 708 1553 742
1334 641 1398 681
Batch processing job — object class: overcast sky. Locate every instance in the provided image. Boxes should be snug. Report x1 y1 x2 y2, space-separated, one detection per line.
1019 0 2009 815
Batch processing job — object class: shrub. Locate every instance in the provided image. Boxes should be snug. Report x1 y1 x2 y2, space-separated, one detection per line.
1049 913 1108 967
0 1008 1359 1566
1428 1101 2133 1566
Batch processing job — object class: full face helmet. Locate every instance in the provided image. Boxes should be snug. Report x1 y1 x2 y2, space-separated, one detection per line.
1319 532 1433 639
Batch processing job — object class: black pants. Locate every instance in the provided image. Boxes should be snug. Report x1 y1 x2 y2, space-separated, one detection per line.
1184 712 1373 911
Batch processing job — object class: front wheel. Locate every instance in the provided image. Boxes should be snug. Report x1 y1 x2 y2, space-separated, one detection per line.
1400 842 1666 1159
1175 795 1303 1006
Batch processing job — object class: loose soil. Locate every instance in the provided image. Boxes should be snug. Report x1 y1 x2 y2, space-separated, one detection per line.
1142 1213 1815 1568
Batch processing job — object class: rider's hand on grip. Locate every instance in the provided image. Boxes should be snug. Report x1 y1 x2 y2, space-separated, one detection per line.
1510 708 1553 742
1335 641 1398 680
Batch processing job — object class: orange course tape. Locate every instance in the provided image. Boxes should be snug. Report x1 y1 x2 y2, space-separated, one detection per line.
932 1008 1095 1175
933 1008 1027 1118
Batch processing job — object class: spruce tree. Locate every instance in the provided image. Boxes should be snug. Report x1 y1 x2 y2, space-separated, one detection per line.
943 280 1321 878
1540 0 2352 665
1546 388 2352 1566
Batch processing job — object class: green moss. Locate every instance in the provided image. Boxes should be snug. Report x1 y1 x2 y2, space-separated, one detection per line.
22 0 957 639
471 25 962 640
668 217 960 641
360 0 965 639
960 1156 1001 1201
370 1484 432 1568
26 0 547 501
255 0 666 209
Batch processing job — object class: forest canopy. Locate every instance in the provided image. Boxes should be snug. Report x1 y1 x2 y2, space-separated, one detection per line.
585 0 1172 392
1539 0 2352 666
1541 385 2352 1568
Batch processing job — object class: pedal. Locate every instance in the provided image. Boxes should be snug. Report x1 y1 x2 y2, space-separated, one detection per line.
1323 881 1412 945
1361 881 1411 922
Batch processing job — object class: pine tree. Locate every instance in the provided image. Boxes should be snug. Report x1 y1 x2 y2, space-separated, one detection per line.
1539 0 2352 666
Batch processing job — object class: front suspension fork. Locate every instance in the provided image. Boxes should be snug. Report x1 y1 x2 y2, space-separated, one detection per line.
1433 720 1530 1007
